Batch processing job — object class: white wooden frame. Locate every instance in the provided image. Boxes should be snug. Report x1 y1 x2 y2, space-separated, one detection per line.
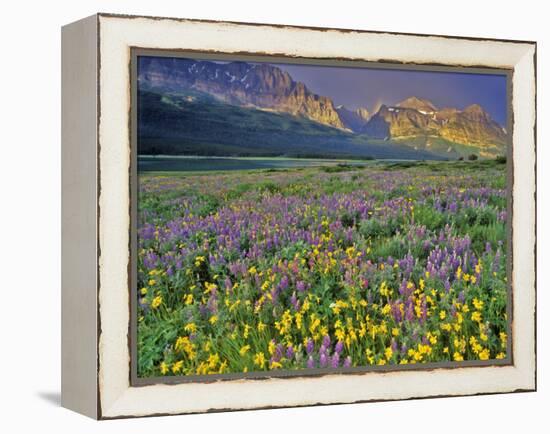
61 13 536 419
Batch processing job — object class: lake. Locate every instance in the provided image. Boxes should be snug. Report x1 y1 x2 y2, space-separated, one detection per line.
138 156 368 172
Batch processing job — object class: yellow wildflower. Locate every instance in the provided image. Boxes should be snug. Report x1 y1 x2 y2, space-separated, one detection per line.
295 312 303 329
184 322 197 333
473 298 484 310
453 352 464 361
471 311 482 323
207 353 219 369
479 349 490 360
379 281 390 297
184 293 194 305
440 323 452 332
151 295 162 309
270 360 282 369
172 360 183 374
243 324 251 339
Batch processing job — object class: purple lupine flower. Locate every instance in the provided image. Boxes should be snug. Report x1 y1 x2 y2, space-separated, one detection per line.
322 335 331 349
391 301 403 323
286 345 295 360
306 338 314 354
296 280 306 292
224 277 232 292
331 353 340 368
405 299 415 322
275 343 284 361
270 288 279 304
307 356 315 369
335 341 344 354
279 275 289 291
319 353 328 368
199 303 209 318
143 251 159 269
343 356 352 368
290 292 300 311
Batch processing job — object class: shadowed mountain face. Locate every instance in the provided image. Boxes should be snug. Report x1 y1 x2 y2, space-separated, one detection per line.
139 57 346 130
138 57 507 159
137 89 442 160
335 106 370 132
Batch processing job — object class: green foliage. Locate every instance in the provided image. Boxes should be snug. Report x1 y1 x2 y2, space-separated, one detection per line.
137 161 509 377
413 205 446 231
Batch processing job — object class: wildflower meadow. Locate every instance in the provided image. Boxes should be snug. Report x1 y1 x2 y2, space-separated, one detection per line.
136 160 508 377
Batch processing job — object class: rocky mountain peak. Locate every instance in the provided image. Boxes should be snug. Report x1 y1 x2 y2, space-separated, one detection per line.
396 96 438 113
139 57 507 158
462 104 491 121
138 57 345 129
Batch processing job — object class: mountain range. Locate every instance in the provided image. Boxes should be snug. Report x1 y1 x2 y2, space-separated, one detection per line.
138 57 507 159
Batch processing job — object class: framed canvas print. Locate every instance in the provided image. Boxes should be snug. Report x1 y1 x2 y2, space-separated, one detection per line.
61 13 536 419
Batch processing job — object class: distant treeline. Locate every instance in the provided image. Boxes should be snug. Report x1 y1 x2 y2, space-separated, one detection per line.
140 143 374 161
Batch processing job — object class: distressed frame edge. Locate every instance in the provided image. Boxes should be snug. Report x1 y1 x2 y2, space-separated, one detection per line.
95 11 537 46
94 14 536 419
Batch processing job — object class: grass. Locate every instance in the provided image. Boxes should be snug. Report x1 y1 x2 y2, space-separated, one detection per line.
136 160 509 377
